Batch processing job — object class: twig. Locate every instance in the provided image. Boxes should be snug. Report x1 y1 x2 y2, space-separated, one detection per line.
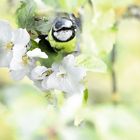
110 44 119 105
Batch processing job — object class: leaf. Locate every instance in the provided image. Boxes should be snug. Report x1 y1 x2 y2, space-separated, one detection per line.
16 0 36 30
76 54 107 72
28 39 39 51
82 88 89 106
34 18 52 34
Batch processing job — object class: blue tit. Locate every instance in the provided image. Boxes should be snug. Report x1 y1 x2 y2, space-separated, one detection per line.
48 16 78 53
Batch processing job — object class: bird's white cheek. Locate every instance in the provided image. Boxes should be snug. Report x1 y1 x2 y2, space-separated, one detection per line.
54 30 73 41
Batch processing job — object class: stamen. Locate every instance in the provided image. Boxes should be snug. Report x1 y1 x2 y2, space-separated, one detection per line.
6 42 13 50
22 55 29 65
42 69 53 77
57 71 67 78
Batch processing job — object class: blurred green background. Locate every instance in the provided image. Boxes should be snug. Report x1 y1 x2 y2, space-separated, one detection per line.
0 0 140 140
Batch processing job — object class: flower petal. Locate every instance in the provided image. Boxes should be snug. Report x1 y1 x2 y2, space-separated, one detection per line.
0 20 12 44
10 69 27 81
31 66 48 80
10 44 27 70
42 72 60 91
27 48 48 59
12 29 30 46
0 50 13 67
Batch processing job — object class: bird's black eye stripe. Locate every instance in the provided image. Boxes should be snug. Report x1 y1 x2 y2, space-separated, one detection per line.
52 28 76 42
53 26 76 32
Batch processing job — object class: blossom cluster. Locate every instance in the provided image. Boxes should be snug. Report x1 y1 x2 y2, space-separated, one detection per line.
0 20 86 95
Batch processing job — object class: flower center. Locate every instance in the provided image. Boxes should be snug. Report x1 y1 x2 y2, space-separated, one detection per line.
6 42 13 50
22 55 29 65
57 66 67 78
43 69 53 77
59 73 66 78
57 72 67 78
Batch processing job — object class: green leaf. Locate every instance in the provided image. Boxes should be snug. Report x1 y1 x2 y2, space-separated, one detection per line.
16 0 36 30
28 39 39 51
34 17 52 34
82 88 89 106
76 54 107 72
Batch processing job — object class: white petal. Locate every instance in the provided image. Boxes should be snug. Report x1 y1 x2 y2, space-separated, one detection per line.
42 72 83 94
13 44 27 58
42 73 59 90
62 54 86 81
10 69 27 81
27 48 48 59
0 20 12 43
31 66 48 80
10 44 27 70
0 50 13 67
62 54 75 66
10 59 24 70
69 67 86 82
57 75 84 94
12 29 30 46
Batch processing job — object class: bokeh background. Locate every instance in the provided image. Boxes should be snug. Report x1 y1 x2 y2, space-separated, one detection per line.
0 0 140 140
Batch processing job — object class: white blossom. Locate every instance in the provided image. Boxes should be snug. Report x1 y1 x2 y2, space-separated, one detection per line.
30 66 52 90
0 20 48 80
0 20 86 93
10 47 48 81
9 29 33 80
10 29 30 70
0 20 13 67
31 55 86 94
0 20 32 80
31 66 48 80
